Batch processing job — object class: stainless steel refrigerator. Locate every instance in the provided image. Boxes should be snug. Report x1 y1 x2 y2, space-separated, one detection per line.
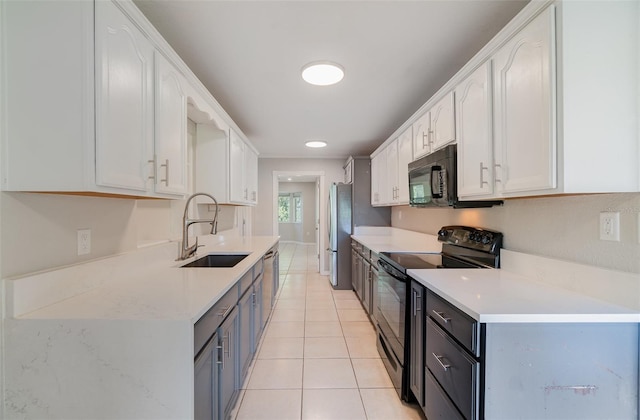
328 158 391 289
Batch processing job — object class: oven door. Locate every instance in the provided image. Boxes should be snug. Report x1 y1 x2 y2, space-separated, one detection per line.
376 260 407 365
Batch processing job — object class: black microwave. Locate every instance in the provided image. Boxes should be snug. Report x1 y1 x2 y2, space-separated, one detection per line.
408 144 502 208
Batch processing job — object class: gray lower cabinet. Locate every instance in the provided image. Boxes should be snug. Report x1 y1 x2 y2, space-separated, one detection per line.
370 252 379 323
238 286 253 383
194 333 219 420
351 240 376 318
425 289 480 420
409 280 424 407
351 246 362 299
252 273 264 353
361 258 372 315
194 249 279 420
218 306 239 420
420 288 639 420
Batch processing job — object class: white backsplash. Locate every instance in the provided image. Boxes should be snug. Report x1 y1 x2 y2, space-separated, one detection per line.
392 193 640 274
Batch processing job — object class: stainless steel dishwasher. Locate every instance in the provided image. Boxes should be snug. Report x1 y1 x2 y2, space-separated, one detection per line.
261 244 279 330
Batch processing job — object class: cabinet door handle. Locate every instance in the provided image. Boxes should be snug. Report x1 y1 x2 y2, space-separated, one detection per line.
428 129 434 146
494 163 502 183
422 132 428 148
432 310 451 323
432 353 451 371
218 305 234 319
216 343 223 366
480 162 489 187
160 159 169 186
225 331 231 360
148 156 157 182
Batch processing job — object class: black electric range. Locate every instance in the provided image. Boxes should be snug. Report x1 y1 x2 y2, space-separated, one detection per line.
375 226 503 401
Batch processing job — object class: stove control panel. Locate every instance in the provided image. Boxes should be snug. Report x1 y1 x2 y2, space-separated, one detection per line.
437 225 503 254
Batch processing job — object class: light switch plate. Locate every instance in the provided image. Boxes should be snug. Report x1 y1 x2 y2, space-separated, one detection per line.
77 229 91 255
599 212 620 241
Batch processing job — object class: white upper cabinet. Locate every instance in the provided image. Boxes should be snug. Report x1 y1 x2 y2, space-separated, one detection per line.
370 126 412 207
456 62 494 198
95 0 155 193
196 127 258 206
429 92 456 151
412 111 431 159
396 127 413 204
246 147 258 204
386 140 399 205
229 130 247 203
1 0 253 199
154 51 189 196
230 129 259 205
375 1 639 200
370 153 384 206
492 6 556 195
412 93 455 160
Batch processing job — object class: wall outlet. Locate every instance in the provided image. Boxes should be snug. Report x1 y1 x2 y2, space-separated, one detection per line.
77 229 91 255
599 212 620 241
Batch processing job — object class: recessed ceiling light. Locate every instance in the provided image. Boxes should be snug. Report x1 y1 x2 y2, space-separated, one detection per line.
301 62 344 86
305 141 327 148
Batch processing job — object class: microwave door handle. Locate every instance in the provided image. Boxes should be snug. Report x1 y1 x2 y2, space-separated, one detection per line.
431 166 443 199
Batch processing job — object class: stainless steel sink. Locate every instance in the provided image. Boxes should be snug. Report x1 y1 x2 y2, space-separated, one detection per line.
180 253 249 268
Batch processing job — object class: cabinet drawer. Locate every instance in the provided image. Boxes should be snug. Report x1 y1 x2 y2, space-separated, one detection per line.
253 257 264 280
425 368 465 420
427 290 478 355
238 269 254 298
194 284 238 357
426 318 479 420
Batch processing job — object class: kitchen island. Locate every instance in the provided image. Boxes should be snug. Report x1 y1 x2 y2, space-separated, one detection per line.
4 234 279 419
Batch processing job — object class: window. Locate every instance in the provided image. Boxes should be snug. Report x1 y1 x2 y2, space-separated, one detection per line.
278 192 302 223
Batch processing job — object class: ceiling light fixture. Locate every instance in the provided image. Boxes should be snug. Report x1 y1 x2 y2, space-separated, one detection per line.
301 62 344 86
305 141 327 148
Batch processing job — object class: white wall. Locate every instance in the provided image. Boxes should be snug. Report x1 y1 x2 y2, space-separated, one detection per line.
278 182 317 243
0 193 138 278
254 158 346 236
392 193 640 274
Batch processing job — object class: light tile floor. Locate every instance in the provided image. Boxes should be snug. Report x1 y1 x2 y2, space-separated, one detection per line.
233 243 423 420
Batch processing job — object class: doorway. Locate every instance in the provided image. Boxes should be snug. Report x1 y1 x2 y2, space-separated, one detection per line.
272 171 326 274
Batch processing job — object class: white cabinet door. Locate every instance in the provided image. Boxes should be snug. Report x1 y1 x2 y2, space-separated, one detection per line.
154 51 188 196
245 147 258 204
95 0 154 192
493 6 556 195
386 140 399 205
229 129 247 203
397 127 413 204
370 153 383 206
456 62 495 198
412 111 431 159
430 91 456 151
371 151 388 206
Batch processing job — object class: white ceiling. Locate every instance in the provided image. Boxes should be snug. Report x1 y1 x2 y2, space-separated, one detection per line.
134 0 529 159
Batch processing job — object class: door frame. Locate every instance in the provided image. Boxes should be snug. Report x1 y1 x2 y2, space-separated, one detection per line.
272 171 326 274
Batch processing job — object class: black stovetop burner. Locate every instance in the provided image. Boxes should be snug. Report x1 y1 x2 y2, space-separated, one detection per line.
379 225 503 272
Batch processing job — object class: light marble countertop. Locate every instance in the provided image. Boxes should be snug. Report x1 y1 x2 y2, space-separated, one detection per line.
351 227 639 323
409 267 640 323
351 226 441 253
3 234 279 419
8 234 279 322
